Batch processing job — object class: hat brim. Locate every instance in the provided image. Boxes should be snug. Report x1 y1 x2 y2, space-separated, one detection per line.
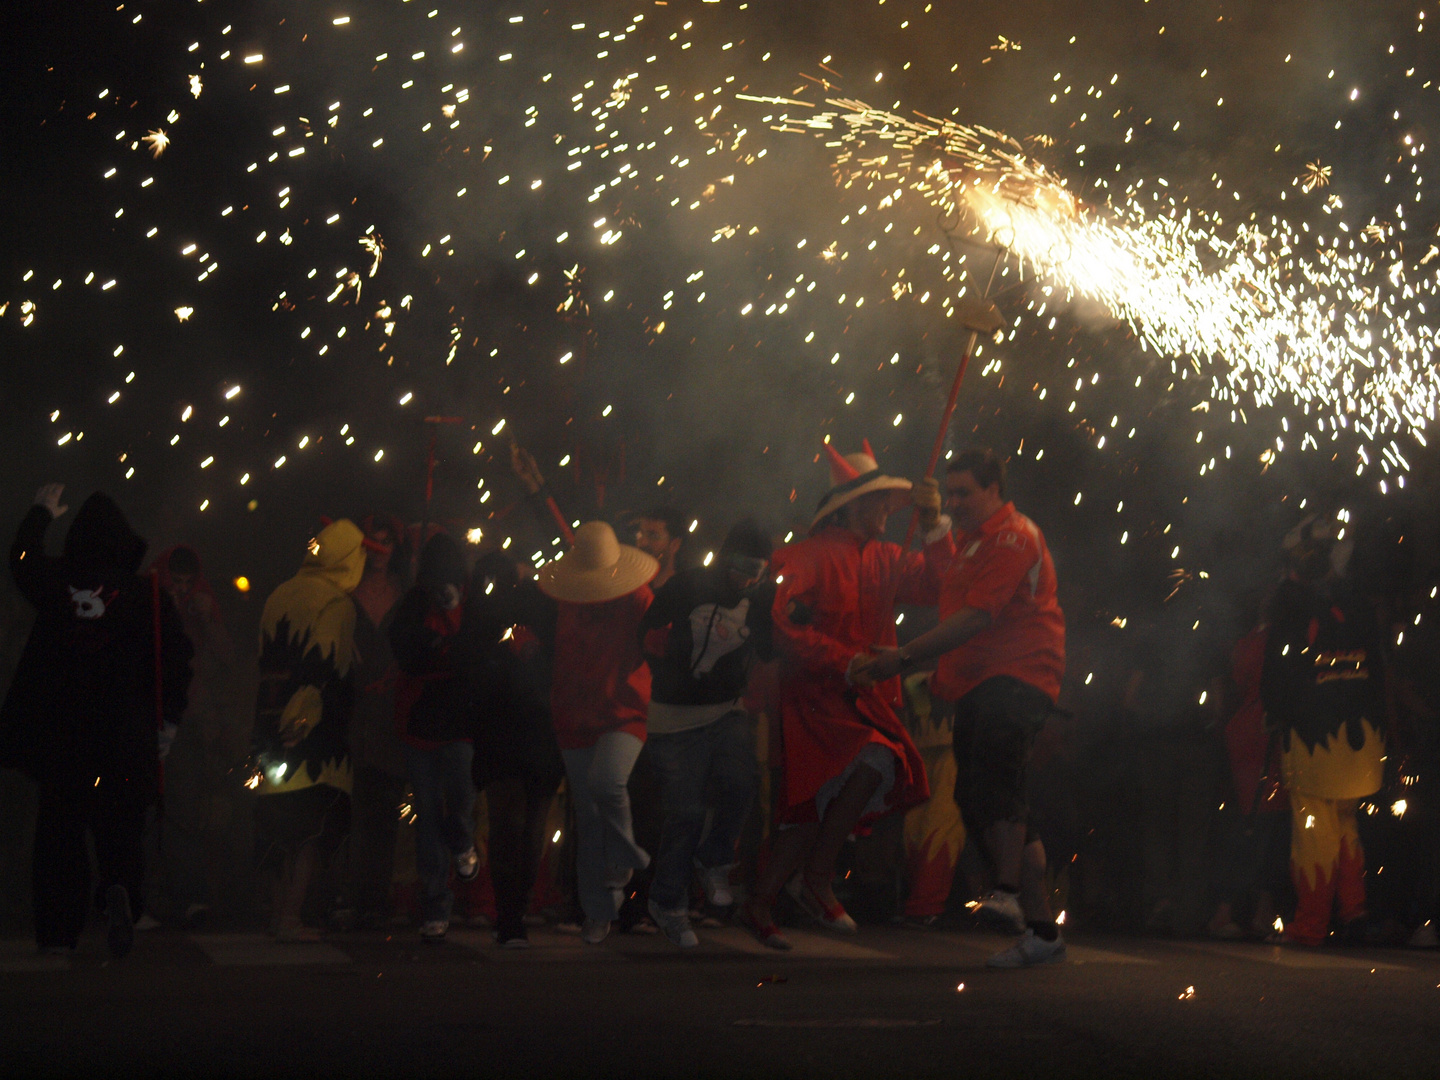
536 544 658 603
810 476 913 532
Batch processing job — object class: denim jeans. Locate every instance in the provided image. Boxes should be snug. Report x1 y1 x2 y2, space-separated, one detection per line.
646 711 759 912
561 732 650 923
404 741 476 924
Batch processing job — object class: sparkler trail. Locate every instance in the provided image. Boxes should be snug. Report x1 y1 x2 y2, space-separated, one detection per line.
789 98 1440 448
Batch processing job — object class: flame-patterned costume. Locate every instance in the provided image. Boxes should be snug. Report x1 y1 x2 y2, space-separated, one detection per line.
1261 576 1385 945
254 520 365 793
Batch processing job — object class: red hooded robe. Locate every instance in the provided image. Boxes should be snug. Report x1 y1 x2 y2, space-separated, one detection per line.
770 525 954 824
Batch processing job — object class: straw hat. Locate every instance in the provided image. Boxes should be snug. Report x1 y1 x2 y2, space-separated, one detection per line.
810 440 913 532
536 521 658 603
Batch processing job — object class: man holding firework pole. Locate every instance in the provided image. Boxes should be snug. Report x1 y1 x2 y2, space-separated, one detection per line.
740 442 953 949
855 449 1066 968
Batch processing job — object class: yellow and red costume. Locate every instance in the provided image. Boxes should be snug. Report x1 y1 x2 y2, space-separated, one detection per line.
1261 577 1385 945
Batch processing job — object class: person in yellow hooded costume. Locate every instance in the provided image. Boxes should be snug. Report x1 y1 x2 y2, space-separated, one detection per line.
251 519 366 940
1261 515 1386 947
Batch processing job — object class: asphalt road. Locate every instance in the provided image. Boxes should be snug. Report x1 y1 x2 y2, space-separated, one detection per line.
2 921 1439 1079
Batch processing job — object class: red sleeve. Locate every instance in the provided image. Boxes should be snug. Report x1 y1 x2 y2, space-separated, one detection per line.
893 531 956 607
771 552 854 677
954 533 1037 619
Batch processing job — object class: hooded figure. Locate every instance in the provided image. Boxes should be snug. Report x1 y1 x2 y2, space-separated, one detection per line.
1 487 193 955
253 519 366 795
1 491 192 788
252 518 365 941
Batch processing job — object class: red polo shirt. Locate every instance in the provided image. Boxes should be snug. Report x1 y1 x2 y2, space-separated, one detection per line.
932 503 1065 704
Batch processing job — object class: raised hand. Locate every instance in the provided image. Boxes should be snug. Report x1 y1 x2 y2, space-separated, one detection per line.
34 483 68 519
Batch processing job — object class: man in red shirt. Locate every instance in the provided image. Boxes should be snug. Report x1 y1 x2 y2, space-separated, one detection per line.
857 448 1065 968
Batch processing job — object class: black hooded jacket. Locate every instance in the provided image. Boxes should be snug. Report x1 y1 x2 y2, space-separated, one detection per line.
0 496 193 791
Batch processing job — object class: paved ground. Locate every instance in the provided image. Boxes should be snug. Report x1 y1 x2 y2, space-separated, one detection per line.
2 921 1439 1078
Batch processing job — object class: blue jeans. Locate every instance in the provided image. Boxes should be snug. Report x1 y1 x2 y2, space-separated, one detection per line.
561 732 650 923
647 711 759 912
404 742 476 924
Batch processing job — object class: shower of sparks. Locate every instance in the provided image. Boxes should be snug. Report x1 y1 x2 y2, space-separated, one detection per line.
787 99 1440 448
3 0 1437 604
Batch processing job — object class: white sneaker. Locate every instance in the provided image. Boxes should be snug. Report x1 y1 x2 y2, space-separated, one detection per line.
986 929 1066 968
420 920 449 942
581 919 612 945
697 863 735 908
648 899 699 949
975 891 1026 933
455 847 480 882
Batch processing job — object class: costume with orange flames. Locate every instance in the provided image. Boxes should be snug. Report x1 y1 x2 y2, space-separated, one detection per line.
1261 573 1385 946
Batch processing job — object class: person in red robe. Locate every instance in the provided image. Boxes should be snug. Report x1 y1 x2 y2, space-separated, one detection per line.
740 443 953 948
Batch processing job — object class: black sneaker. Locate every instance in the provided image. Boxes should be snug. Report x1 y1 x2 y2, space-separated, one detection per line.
106 884 134 959
494 923 530 949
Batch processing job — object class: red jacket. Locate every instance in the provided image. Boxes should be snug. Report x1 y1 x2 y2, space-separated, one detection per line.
770 526 954 824
550 587 653 750
933 503 1065 704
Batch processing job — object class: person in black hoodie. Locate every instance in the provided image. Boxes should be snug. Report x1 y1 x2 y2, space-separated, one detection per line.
468 550 566 948
0 485 192 956
389 533 479 942
637 519 774 947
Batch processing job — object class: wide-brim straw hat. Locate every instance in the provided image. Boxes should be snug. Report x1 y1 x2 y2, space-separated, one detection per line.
536 520 658 603
810 442 913 532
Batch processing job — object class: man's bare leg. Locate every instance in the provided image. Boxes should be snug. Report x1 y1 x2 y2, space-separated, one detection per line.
744 822 817 930
803 763 882 911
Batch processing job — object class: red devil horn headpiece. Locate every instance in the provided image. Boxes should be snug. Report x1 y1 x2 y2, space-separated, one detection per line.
862 438 875 459
824 441 862 486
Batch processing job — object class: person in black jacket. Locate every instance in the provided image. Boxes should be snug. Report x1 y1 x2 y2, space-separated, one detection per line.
0 485 192 956
637 519 774 947
390 533 479 942
468 550 566 948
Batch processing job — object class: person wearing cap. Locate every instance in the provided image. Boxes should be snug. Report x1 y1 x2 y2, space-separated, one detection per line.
740 443 953 948
856 448 1066 968
638 518 775 948
251 518 366 941
1261 514 1385 947
342 515 410 930
390 533 481 943
536 521 659 944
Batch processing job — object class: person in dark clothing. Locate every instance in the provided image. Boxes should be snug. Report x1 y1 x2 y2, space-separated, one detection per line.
0 485 192 956
637 519 774 948
390 533 479 942
343 515 410 930
468 550 567 948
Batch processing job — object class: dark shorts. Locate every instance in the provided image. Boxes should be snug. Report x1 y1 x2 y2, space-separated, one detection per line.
950 676 1053 841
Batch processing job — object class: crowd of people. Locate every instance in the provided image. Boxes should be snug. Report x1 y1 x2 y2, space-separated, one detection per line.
0 439 1423 969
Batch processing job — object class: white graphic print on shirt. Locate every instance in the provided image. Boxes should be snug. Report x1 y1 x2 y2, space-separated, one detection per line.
689 597 751 676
